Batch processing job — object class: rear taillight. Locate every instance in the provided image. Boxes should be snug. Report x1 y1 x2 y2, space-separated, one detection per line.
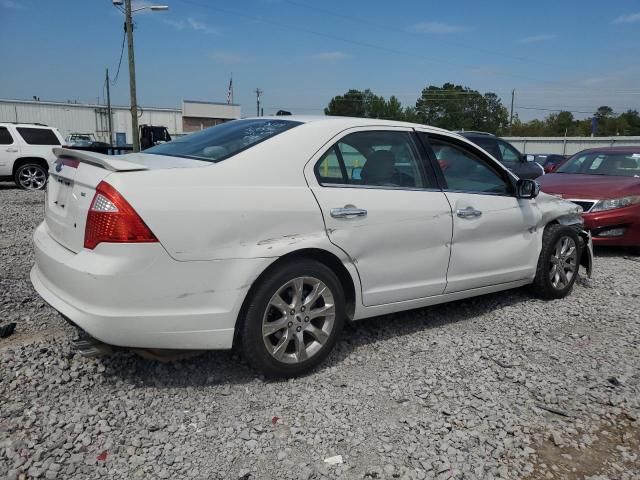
84 181 157 250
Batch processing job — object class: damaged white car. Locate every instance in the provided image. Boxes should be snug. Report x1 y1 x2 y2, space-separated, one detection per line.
31 117 593 376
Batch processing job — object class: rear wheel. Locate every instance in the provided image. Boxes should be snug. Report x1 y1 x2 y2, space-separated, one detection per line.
240 259 345 377
531 224 581 299
14 163 48 190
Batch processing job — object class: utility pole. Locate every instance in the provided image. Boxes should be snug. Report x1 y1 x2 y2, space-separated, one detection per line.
256 88 262 117
509 89 515 135
124 0 140 151
105 68 113 147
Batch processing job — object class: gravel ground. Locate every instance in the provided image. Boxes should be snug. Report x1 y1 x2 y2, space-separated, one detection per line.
1 183 639 480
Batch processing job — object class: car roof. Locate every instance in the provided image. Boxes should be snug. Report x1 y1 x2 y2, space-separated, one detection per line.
244 115 455 136
0 122 53 128
576 146 640 154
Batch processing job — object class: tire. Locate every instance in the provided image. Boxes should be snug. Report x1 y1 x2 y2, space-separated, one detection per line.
240 259 345 377
531 224 581 299
14 163 48 190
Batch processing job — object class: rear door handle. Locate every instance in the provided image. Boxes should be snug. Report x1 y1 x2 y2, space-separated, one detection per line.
330 207 367 218
456 207 482 219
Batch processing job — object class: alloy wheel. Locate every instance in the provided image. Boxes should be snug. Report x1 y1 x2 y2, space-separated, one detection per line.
18 166 47 190
549 236 577 290
262 276 336 364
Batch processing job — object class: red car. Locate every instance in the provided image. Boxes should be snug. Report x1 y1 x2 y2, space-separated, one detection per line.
538 147 640 247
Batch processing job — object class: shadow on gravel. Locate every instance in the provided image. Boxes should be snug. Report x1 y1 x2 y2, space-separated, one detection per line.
86 248 637 388
96 287 533 388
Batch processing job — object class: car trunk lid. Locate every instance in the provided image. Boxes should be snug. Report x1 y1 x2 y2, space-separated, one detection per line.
44 148 208 253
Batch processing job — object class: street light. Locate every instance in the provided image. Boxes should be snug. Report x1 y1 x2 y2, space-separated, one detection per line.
114 0 169 152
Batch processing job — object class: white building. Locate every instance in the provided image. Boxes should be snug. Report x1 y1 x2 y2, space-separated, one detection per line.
0 98 241 145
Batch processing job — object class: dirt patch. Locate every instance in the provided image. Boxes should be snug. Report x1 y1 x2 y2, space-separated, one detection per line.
527 416 640 479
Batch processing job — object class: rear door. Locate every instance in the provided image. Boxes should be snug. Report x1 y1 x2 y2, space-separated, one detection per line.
419 132 541 292
0 126 20 176
305 127 453 306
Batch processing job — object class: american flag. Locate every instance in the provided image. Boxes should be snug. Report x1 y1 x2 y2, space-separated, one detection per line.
226 75 233 104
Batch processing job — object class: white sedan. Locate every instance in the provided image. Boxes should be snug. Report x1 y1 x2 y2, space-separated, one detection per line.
31 117 592 376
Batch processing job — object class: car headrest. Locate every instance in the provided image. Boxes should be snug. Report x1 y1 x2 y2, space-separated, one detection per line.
361 150 395 184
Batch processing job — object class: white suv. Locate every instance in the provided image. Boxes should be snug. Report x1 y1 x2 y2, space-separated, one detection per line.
0 123 65 190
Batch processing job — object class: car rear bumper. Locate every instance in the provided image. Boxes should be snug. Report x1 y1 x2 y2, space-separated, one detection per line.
31 222 273 349
584 206 640 247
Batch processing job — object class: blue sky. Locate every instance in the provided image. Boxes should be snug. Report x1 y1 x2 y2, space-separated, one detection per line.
1 0 639 121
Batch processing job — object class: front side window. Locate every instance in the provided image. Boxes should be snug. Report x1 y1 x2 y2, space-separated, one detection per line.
556 151 640 177
469 136 501 160
146 119 302 163
315 131 427 188
0 127 13 145
498 140 521 164
428 137 511 195
17 127 61 146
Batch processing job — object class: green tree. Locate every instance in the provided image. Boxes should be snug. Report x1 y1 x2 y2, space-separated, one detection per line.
324 89 365 117
545 111 577 136
414 83 508 133
617 110 640 135
385 96 405 120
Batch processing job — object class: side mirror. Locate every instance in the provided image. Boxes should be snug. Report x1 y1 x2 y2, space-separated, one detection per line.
516 179 540 199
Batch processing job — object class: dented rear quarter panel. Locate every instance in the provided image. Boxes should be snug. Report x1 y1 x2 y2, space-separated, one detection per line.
105 122 350 262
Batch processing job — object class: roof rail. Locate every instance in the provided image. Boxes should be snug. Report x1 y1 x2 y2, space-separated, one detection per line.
2 121 49 126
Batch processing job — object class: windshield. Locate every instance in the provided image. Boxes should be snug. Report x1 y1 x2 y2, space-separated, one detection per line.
555 151 640 177
145 119 302 162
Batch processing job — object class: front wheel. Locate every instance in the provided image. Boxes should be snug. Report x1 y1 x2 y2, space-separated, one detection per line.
531 224 581 299
239 259 345 377
14 163 48 190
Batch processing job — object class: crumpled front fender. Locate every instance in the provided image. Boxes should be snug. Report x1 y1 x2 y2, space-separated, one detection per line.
578 229 593 278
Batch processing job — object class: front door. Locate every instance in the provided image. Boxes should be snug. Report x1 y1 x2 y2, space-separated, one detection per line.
306 128 453 306
419 133 541 293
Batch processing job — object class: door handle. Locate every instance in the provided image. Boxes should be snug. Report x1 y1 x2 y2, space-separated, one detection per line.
5 148 18 152
330 207 367 218
456 207 482 219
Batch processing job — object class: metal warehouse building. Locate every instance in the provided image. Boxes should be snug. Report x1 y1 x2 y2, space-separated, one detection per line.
0 98 241 145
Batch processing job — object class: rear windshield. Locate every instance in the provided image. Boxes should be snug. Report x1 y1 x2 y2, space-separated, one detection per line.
146 119 302 162
555 151 640 177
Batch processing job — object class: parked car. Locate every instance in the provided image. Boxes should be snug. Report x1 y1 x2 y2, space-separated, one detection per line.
458 131 545 179
538 147 640 247
532 153 568 173
0 122 64 190
65 133 97 147
31 117 592 376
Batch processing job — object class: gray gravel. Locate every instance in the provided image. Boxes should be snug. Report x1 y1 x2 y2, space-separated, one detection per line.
1 182 639 479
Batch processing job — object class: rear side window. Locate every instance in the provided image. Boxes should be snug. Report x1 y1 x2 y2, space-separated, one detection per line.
315 131 430 189
17 127 61 145
146 119 301 163
0 127 13 144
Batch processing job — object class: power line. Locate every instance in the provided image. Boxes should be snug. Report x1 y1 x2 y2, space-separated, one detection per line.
176 0 562 85
111 30 126 86
282 0 538 66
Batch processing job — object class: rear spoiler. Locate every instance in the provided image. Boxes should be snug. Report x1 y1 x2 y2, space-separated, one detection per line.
53 147 148 172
